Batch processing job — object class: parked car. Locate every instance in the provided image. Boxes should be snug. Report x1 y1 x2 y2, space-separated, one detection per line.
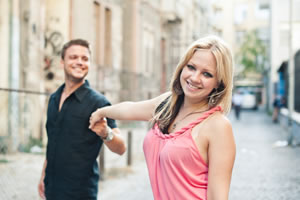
241 91 258 110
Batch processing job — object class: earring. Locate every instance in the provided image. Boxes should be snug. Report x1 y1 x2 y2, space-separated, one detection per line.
208 89 220 107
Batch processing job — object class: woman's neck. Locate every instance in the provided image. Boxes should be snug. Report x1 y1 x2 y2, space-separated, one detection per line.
181 99 209 112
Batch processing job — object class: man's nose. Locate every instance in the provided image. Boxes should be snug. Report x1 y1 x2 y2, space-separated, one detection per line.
76 58 83 65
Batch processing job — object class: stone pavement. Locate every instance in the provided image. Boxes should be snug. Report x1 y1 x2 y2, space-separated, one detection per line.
0 125 152 200
229 108 300 200
0 153 44 200
1 110 300 200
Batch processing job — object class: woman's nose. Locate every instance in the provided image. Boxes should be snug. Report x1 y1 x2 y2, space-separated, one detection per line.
190 72 201 83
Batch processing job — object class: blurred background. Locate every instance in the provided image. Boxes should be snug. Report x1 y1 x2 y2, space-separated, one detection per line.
0 0 300 199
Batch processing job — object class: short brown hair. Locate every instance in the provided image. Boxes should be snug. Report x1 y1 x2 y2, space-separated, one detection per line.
61 39 91 60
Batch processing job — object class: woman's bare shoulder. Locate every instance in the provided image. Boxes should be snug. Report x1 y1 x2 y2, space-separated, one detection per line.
204 111 233 138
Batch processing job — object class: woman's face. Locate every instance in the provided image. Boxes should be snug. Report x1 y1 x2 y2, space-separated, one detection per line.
180 49 218 103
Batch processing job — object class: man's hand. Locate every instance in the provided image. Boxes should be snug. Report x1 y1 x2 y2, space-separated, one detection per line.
89 108 104 129
90 117 109 139
38 177 45 199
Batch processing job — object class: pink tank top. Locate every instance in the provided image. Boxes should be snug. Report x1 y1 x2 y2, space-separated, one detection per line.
143 106 222 200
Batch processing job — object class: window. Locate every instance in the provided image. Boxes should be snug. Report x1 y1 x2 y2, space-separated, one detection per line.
235 31 245 44
93 2 101 65
234 4 248 25
255 0 270 20
104 8 112 67
142 29 154 75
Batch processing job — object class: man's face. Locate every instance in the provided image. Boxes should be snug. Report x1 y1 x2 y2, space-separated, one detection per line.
61 45 90 83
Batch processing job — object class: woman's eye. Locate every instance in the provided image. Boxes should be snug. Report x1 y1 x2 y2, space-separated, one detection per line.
203 72 213 78
187 64 195 70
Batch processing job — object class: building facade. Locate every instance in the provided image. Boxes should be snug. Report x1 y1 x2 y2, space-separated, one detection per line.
270 0 300 145
0 0 210 152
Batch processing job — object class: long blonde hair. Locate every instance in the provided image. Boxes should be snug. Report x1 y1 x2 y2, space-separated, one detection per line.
152 35 234 133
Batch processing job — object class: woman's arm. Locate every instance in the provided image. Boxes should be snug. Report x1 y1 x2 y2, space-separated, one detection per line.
89 92 170 129
207 115 236 200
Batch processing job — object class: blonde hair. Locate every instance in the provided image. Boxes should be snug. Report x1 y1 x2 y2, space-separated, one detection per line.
152 35 234 133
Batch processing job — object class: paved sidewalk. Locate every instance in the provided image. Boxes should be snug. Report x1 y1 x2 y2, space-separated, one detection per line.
98 126 153 200
1 111 300 199
0 125 152 200
0 153 44 200
229 109 300 200
98 158 152 200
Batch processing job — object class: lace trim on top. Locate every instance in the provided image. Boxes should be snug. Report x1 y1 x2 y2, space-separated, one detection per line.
153 106 222 139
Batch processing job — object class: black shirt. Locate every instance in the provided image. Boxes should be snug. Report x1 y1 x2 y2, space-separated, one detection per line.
44 80 116 200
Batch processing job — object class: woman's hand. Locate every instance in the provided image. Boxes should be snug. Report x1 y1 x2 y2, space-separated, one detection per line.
89 108 104 129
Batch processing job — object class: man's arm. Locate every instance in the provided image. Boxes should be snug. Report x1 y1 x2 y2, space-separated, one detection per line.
38 159 47 199
91 119 126 155
103 128 126 155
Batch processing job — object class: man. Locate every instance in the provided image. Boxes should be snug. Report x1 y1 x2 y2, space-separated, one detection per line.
232 90 243 120
38 39 126 200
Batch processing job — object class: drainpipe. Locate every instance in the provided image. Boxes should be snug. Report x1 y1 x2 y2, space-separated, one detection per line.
8 0 20 153
288 0 294 145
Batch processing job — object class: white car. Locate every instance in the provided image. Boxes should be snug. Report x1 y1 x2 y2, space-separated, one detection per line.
241 92 257 110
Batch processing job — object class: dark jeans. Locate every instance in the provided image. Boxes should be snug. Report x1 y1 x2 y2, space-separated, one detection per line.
234 105 241 120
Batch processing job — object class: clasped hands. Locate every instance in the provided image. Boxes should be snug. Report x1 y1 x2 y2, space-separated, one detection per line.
89 109 109 139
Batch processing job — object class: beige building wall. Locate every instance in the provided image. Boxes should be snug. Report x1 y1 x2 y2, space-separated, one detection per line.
70 0 123 103
270 0 300 112
210 0 269 55
0 0 10 137
44 0 71 92
137 0 162 99
271 0 300 81
160 0 209 91
17 0 47 144
0 0 215 151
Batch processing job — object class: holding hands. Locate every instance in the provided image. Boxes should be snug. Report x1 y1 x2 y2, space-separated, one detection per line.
89 109 109 139
89 108 104 129
89 108 126 154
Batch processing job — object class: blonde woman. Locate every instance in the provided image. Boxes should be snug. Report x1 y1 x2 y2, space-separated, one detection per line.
89 35 236 200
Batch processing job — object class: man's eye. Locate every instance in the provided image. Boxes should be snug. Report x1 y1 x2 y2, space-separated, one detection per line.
187 64 195 70
69 55 77 59
203 72 213 78
82 57 89 62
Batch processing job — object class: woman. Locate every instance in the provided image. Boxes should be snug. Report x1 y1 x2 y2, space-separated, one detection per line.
89 35 236 200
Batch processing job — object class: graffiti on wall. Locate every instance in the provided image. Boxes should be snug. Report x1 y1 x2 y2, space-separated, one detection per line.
44 30 63 80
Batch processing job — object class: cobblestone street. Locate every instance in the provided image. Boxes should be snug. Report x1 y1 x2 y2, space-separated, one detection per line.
229 109 300 200
1 109 300 199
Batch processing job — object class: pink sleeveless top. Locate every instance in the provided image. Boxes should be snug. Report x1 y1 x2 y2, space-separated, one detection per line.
143 106 222 200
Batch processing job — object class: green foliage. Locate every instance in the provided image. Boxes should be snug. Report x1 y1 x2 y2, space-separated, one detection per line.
236 30 267 75
0 159 9 163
